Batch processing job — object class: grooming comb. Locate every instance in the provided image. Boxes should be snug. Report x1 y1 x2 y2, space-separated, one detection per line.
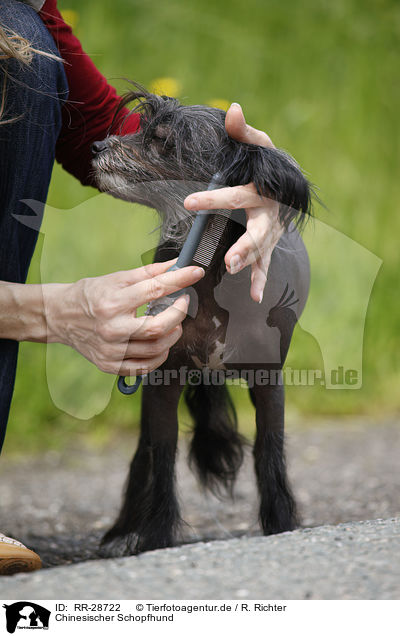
118 172 227 395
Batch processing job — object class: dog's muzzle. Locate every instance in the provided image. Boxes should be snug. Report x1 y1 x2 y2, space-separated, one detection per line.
91 140 108 156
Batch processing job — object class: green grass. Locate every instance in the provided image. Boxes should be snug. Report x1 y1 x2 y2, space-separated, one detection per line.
4 0 400 453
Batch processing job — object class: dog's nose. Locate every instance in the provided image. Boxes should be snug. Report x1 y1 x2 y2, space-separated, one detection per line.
91 140 108 156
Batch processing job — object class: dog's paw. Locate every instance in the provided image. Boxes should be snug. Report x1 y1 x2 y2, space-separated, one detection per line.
98 533 140 559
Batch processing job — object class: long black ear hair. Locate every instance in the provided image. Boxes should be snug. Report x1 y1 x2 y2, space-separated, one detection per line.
112 81 313 227
217 136 313 228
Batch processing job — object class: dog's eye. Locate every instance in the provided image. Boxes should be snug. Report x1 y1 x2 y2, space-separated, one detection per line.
154 124 170 140
151 135 173 155
152 135 166 146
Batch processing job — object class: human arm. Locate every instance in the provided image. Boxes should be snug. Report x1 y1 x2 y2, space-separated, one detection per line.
0 262 204 376
38 0 140 186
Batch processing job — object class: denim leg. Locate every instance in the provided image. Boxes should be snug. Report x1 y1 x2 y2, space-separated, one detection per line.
0 0 68 452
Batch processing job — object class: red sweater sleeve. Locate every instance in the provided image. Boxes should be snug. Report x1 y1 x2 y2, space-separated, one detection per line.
38 0 140 186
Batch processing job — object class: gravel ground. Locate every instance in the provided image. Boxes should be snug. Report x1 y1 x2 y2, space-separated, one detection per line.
1 518 399 599
0 417 399 598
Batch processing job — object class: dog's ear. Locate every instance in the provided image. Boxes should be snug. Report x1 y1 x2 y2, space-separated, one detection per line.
219 141 312 228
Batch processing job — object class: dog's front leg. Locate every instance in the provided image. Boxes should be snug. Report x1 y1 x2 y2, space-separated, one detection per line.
249 379 299 535
101 374 184 556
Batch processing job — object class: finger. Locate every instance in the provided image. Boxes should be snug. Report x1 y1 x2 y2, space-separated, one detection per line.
225 204 283 272
225 229 261 274
225 103 275 148
224 206 272 270
131 294 191 339
113 258 179 286
118 350 170 377
184 183 269 211
250 255 271 304
225 225 282 277
120 266 204 309
96 294 188 344
122 325 181 359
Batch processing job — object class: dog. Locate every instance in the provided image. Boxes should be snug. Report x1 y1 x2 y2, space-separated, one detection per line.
92 88 312 556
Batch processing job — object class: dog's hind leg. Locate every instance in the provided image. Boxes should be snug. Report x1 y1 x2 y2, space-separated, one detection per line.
249 379 298 535
101 376 184 556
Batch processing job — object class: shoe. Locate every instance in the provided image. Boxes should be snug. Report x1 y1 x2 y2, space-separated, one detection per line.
0 533 42 576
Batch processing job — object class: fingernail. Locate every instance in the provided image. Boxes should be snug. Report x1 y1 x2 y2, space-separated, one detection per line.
194 267 205 278
258 290 264 304
229 255 243 274
186 197 199 210
182 293 190 305
231 102 241 109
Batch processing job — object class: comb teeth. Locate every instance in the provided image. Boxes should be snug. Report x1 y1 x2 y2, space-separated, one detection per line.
192 211 231 267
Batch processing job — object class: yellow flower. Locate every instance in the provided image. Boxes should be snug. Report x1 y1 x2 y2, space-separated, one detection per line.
60 10 79 30
207 99 231 111
149 77 181 97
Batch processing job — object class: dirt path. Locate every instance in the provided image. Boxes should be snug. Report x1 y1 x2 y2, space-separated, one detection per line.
0 417 398 572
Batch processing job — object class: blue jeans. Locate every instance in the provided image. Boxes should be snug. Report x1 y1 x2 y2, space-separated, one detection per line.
0 0 68 452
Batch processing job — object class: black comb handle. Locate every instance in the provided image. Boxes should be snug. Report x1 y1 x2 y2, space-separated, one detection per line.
118 172 222 395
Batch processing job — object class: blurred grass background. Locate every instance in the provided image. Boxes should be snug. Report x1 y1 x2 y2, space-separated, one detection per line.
5 0 399 453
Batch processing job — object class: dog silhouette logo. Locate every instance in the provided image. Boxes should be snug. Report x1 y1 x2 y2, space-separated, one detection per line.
3 602 50 633
266 283 299 364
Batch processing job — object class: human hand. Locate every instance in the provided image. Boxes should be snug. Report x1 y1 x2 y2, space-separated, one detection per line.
184 102 284 303
44 260 204 376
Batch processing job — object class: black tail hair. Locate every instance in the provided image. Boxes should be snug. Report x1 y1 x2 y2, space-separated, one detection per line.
185 384 245 497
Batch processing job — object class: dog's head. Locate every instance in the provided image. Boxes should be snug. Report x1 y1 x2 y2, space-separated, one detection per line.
92 86 312 240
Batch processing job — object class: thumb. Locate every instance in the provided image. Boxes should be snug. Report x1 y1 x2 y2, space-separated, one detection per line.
225 103 275 148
